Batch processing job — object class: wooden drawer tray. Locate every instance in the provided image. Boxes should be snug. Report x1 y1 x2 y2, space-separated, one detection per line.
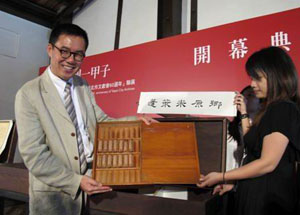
92 121 200 186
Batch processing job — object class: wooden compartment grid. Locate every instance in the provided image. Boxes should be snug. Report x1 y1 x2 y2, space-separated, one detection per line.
93 121 201 186
93 122 142 185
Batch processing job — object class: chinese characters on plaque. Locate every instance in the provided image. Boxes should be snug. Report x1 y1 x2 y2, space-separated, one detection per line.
137 92 237 116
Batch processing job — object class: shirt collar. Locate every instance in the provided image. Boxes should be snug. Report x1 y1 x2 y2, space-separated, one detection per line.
47 66 73 90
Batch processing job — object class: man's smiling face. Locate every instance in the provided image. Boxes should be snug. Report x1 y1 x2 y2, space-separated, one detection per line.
47 34 86 81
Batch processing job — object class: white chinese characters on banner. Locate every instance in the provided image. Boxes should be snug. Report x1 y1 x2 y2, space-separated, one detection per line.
194 45 210 65
271 31 291 51
193 31 292 66
89 79 136 91
229 38 248 59
81 64 111 79
137 92 237 116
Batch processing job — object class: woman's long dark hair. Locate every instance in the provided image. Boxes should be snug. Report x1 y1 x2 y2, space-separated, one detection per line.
246 46 300 124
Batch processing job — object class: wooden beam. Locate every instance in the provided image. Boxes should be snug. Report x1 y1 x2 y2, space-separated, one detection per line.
55 0 86 25
0 0 56 28
190 0 197 32
157 0 182 39
114 0 123 50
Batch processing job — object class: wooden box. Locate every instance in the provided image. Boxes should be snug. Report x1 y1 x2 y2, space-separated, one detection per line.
92 121 200 186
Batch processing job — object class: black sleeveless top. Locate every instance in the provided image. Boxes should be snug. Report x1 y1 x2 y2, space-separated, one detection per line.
235 101 300 215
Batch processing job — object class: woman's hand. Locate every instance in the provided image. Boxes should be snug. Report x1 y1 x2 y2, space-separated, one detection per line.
197 172 223 188
212 184 234 196
234 93 247 114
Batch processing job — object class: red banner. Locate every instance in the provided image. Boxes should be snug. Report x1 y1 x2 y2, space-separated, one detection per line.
41 8 300 117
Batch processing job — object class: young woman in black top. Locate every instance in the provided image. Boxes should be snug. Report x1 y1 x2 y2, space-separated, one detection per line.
198 46 300 215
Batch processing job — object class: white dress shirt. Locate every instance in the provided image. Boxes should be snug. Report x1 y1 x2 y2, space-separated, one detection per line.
48 67 93 163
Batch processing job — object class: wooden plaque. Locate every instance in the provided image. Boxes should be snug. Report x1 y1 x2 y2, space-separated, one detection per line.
92 121 200 186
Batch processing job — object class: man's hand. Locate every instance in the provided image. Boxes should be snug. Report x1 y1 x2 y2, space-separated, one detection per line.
138 115 159 125
80 175 112 195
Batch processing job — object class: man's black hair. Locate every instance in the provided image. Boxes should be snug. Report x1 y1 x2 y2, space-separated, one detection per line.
49 23 89 50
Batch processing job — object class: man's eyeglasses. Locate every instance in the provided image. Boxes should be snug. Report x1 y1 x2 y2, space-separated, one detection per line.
51 44 85 62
